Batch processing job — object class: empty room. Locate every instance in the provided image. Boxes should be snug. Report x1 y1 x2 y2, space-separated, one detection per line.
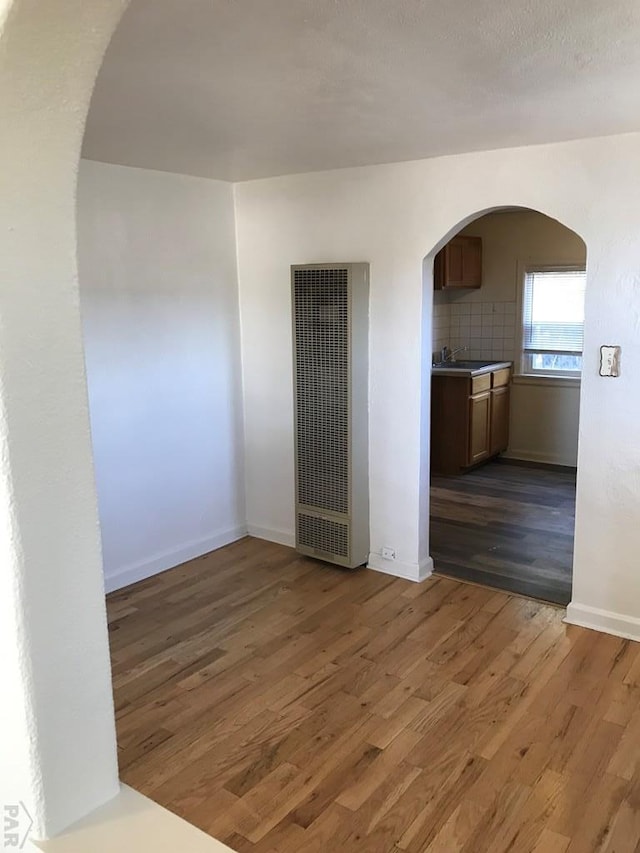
3 2 640 853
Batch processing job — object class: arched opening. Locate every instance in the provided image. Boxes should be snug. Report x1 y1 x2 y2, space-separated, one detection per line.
420 206 587 606
0 2 260 845
0 0 133 842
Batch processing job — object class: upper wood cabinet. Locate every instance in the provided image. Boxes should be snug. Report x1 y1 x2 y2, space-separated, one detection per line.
433 235 482 290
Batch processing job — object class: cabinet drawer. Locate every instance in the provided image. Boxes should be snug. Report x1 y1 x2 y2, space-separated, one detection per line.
492 368 511 388
471 373 491 395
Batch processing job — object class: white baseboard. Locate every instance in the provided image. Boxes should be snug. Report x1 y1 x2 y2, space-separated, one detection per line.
565 602 640 642
367 553 433 583
502 449 577 467
246 524 295 548
103 525 247 593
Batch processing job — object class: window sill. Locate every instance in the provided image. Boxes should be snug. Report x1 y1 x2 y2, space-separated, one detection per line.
513 373 581 389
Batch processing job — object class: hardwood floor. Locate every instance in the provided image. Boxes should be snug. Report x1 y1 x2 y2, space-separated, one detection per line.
430 461 576 605
107 537 640 852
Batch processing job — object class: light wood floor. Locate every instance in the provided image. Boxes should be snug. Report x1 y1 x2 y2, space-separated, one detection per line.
107 537 640 852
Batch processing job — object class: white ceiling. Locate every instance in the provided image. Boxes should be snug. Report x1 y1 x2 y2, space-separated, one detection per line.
83 0 640 182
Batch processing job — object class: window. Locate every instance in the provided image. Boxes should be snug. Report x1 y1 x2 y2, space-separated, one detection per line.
521 267 586 376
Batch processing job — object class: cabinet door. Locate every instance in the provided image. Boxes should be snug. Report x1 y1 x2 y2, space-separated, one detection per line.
461 236 482 288
444 236 482 289
468 391 491 465
433 236 482 290
433 248 444 290
490 386 510 455
445 239 465 286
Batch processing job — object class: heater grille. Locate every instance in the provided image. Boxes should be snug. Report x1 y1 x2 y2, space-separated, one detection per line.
292 262 369 570
297 512 349 558
293 267 349 515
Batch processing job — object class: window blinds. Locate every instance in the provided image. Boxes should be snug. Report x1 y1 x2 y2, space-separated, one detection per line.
522 269 586 355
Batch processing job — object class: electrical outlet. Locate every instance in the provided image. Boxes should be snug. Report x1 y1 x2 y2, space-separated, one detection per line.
381 547 396 560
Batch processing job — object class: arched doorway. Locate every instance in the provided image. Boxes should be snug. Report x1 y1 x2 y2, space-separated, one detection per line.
0 0 131 840
420 206 587 607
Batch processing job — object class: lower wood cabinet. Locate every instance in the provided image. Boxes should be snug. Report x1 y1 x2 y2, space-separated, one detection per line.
431 367 511 475
469 391 491 465
490 385 510 456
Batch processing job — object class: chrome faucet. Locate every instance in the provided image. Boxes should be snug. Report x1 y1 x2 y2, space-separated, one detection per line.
440 345 467 363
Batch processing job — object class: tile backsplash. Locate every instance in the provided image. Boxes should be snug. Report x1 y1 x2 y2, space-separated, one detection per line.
432 301 451 357
433 301 517 364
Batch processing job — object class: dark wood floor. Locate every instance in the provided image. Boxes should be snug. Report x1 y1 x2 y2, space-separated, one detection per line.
430 461 576 605
107 537 640 852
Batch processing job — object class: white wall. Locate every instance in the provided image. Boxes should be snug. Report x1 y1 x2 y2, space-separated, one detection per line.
0 0 126 839
235 132 640 638
508 378 581 466
78 160 245 592
437 210 586 466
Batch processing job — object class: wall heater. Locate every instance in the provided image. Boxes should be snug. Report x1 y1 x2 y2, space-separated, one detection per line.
291 263 369 568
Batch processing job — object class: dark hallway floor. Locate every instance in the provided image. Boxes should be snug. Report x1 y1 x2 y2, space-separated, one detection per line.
430 461 576 605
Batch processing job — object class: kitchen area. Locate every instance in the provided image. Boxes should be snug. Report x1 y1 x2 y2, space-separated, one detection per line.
429 209 585 605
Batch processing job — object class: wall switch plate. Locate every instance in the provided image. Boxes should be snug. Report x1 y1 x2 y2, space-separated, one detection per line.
599 345 621 377
381 547 396 560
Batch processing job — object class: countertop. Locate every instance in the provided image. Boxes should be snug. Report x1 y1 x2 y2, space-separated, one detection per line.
431 361 513 377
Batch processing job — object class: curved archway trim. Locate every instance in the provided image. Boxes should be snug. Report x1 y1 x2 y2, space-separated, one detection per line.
0 0 129 838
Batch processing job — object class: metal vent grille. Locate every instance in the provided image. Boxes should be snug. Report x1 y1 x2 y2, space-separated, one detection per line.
293 268 349 515
298 513 349 558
